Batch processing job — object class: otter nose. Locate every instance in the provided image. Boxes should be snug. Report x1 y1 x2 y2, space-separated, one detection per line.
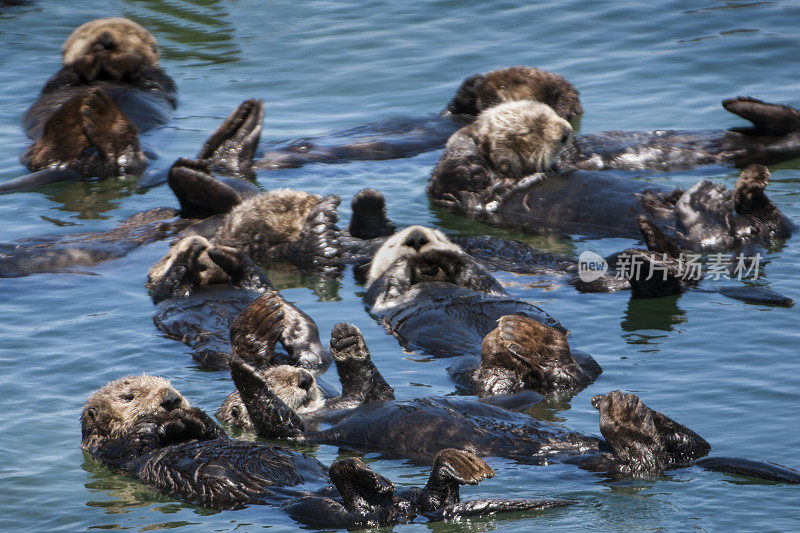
403 230 430 251
560 126 572 145
160 389 182 411
298 372 314 391
92 32 117 51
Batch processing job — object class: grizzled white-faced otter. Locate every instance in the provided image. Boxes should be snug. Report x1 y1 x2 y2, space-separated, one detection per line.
228 329 800 484
2 17 177 192
363 224 570 359
82 375 570 527
429 100 795 251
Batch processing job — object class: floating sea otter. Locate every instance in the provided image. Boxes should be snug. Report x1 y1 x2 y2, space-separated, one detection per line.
2 17 177 192
81 375 569 528
428 100 795 249
227 324 800 484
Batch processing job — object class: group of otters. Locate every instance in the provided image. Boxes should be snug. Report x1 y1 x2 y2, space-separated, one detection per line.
5 17 800 529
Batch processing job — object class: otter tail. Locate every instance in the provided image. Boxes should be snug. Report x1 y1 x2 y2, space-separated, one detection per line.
695 456 800 484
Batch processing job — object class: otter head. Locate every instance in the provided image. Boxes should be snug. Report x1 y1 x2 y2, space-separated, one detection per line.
444 66 582 122
367 225 462 284
216 365 324 430
591 390 710 477
81 375 217 455
62 17 159 82
472 100 573 179
146 236 233 302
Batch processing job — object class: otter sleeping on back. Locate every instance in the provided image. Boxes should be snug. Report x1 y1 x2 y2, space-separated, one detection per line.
363 224 575 359
429 100 795 250
2 17 177 192
227 326 800 484
82 375 571 527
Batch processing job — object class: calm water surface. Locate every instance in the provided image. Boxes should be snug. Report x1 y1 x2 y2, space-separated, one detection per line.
1 1 799 531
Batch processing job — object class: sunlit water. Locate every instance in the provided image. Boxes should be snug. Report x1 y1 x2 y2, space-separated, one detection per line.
1 1 799 531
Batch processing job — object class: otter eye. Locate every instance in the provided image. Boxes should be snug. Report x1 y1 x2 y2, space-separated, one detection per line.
231 406 241 419
120 392 134 402
86 407 97 420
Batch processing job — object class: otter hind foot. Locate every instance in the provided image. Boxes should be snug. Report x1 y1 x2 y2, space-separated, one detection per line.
723 96 800 136
167 157 245 218
329 322 395 403
348 188 396 239
289 195 343 271
197 99 264 177
428 497 574 521
695 456 800 484
636 215 681 258
230 290 285 367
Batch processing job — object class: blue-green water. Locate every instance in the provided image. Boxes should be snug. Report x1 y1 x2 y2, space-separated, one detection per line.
1 1 799 531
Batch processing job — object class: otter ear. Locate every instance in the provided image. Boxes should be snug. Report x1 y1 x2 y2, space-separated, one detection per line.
86 407 97 420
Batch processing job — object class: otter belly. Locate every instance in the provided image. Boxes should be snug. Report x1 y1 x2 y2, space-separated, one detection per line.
372 282 566 358
488 171 669 239
309 397 602 462
131 439 330 510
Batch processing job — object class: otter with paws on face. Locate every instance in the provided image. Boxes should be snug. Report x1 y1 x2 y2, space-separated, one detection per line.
2 17 177 192
429 100 795 250
82 375 569 527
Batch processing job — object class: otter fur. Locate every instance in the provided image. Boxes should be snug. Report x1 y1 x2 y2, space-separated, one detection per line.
445 66 583 122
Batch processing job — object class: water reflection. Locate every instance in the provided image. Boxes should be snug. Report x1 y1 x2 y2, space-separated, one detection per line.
41 175 141 219
124 0 240 66
620 294 686 340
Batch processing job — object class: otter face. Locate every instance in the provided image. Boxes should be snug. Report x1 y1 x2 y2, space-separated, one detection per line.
81 375 191 451
146 236 231 293
473 100 572 178
62 17 159 81
367 225 462 284
217 365 324 430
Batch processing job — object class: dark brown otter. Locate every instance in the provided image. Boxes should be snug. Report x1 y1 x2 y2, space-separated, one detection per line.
3 18 177 192
229 333 800 484
82 375 570 527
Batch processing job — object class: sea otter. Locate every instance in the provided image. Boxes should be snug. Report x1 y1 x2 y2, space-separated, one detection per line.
363 224 577 360
228 327 800 484
82 375 570 528
2 18 177 192
147 243 331 371
428 100 795 250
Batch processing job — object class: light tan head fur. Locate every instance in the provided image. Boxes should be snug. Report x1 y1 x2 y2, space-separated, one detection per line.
213 189 323 249
367 225 462 284
63 17 159 67
471 100 572 178
81 375 189 450
216 365 324 429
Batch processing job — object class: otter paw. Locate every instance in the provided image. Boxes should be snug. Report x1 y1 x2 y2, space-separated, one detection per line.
168 157 243 217
330 323 369 361
294 195 343 268
329 457 395 504
431 449 494 486
197 99 263 176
